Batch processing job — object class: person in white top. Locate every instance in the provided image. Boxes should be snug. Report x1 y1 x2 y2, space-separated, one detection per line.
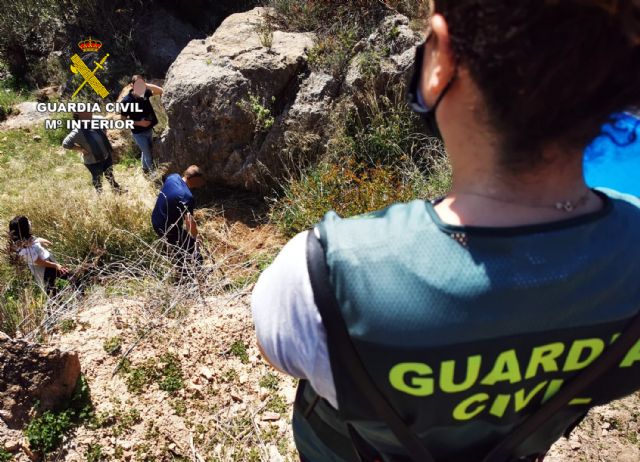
9 216 71 295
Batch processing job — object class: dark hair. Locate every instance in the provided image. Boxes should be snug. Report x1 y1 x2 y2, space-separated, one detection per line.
9 216 31 242
435 0 640 170
131 74 145 84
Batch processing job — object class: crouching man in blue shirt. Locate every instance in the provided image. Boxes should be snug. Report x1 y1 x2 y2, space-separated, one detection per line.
151 165 205 272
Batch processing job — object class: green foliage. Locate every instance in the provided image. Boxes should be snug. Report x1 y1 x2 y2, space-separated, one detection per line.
159 353 184 394
171 399 187 416
307 28 359 75
58 318 76 334
85 444 103 462
239 94 276 132
103 336 122 356
0 125 158 336
0 449 12 462
266 394 287 414
125 353 183 394
125 359 159 394
256 12 274 49
268 0 429 76
259 372 280 390
25 409 73 454
221 368 239 383
0 75 29 122
357 50 383 79
267 0 426 34
230 340 249 364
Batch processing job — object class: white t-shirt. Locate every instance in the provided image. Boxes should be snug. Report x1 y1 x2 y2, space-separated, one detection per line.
18 238 51 289
251 230 338 408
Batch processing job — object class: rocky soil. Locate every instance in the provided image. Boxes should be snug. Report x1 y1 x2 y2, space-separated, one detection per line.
1 293 298 461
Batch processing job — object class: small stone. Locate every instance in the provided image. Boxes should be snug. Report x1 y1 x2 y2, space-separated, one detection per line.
200 366 214 381
602 421 611 430
4 440 20 452
239 373 248 384
261 411 280 421
570 440 581 450
121 441 133 450
168 443 177 451
259 388 269 401
32 135 42 142
230 391 243 402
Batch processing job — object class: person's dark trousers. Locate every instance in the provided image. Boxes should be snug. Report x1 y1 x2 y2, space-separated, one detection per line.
43 266 71 296
85 156 122 193
154 227 203 276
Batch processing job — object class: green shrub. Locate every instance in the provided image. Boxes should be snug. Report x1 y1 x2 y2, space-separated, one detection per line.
125 353 184 394
267 0 429 76
0 449 12 462
25 409 73 454
230 340 249 364
85 444 103 462
158 353 184 394
0 75 29 121
58 318 76 334
125 359 159 394
259 372 280 390
238 94 276 132
103 336 122 356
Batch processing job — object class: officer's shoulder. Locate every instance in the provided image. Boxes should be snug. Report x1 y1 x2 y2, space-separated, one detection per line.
319 200 430 245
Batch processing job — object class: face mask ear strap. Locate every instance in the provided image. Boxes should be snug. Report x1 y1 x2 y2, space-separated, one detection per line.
431 66 459 113
408 40 429 113
409 34 459 114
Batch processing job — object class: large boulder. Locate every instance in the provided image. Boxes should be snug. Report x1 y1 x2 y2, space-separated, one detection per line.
0 336 81 429
157 7 315 190
157 9 420 191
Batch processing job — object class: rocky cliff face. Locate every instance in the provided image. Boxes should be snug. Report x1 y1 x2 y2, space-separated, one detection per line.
157 7 421 191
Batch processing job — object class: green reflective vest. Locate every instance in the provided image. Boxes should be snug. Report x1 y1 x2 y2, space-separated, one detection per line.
293 189 640 462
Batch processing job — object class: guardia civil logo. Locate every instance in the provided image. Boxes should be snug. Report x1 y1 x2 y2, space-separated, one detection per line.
69 37 110 99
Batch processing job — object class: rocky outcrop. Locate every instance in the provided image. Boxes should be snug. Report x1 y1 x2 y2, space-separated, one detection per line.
0 337 81 429
157 7 316 190
343 15 422 99
157 8 421 191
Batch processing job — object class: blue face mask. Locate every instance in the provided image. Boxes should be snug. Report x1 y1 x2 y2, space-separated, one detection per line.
407 36 458 139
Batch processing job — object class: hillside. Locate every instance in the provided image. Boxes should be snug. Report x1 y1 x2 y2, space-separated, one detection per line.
1 1 640 462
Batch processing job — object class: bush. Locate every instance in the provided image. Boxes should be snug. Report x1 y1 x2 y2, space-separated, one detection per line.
267 0 429 75
230 340 249 364
103 336 122 356
270 86 450 236
25 409 73 454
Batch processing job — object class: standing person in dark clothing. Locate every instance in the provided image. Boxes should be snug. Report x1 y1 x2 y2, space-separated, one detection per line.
119 75 163 173
62 112 122 193
152 165 205 268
